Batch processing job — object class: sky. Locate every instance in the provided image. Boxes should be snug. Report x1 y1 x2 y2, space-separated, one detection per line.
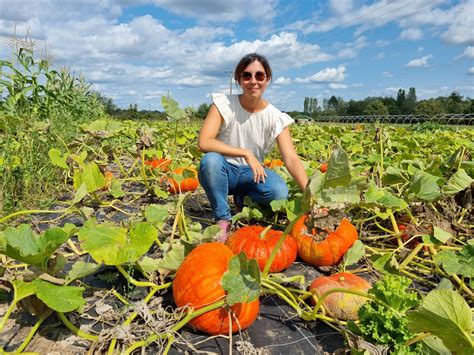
0 0 473 112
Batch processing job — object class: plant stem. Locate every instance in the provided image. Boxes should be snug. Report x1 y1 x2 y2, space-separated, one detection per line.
0 301 17 333
115 265 159 288
15 316 47 353
0 208 71 224
57 312 98 342
123 299 226 354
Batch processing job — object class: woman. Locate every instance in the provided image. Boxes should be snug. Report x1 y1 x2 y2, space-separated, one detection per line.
198 53 308 241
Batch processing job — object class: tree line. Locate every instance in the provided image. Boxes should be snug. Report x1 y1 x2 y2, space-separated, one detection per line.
98 87 473 121
290 88 474 119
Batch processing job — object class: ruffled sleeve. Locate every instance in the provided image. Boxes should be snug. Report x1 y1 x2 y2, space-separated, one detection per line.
271 112 294 141
212 93 234 127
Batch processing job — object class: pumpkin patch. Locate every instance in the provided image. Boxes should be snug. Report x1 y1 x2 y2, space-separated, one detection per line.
172 242 259 335
309 272 371 320
291 216 358 267
226 225 297 273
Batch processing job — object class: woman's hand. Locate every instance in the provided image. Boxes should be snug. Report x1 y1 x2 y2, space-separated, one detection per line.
244 152 267 183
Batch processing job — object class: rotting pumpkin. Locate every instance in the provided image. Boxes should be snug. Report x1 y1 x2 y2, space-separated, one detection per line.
309 272 371 320
290 215 358 267
161 166 199 194
172 242 259 335
226 225 297 273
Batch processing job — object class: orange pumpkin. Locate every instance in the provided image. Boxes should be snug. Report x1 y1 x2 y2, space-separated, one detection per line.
319 162 328 173
264 159 284 169
145 157 172 171
309 272 371 320
173 243 259 335
161 166 199 194
226 225 297 273
291 215 358 266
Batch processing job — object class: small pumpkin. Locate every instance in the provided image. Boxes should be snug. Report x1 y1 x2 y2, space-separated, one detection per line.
290 216 358 266
102 170 114 190
161 166 199 194
173 243 259 335
264 159 284 169
226 225 297 273
309 272 371 320
145 157 172 171
319 162 328 173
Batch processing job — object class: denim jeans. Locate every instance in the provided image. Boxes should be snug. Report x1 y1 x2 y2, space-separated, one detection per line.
198 152 289 221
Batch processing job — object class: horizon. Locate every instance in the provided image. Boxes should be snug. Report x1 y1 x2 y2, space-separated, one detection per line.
0 0 473 111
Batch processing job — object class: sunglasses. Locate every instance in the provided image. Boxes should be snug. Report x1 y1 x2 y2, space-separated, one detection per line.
240 71 267 82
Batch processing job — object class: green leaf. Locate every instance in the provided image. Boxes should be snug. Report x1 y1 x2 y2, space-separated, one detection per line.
2 225 69 269
406 170 443 201
72 183 88 204
434 243 474 278
153 186 169 199
370 252 399 275
48 148 69 169
221 253 261 306
420 335 451 355
325 145 351 187
232 206 263 223
154 243 186 271
65 261 99 283
12 279 36 301
407 289 473 354
364 184 408 210
432 226 452 244
78 220 157 265
341 240 365 270
33 279 85 312
162 96 185 121
382 166 405 185
144 204 169 229
443 169 473 195
110 179 125 198
73 162 106 192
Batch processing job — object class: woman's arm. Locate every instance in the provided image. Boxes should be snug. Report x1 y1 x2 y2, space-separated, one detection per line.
197 104 267 183
276 127 308 191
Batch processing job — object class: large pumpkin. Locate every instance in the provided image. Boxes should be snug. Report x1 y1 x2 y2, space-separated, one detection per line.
162 166 199 194
226 225 297 273
173 243 259 335
290 215 358 266
309 272 371 320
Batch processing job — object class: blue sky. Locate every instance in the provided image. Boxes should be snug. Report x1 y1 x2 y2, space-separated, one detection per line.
0 0 473 111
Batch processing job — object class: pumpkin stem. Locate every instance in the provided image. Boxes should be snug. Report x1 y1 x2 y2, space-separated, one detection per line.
259 225 272 239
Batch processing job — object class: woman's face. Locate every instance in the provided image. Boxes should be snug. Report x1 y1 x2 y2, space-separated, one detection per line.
238 60 269 99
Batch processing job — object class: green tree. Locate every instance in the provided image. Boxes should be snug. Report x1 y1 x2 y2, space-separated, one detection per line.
363 100 389 115
415 99 445 116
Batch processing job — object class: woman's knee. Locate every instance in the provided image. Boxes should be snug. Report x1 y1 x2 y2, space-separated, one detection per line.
199 152 226 172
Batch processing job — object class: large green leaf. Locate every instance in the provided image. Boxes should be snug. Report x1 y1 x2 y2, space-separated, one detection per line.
442 169 473 195
325 145 351 187
78 220 157 265
222 253 261 306
33 279 85 312
364 183 408 210
2 224 69 269
407 289 473 355
434 241 474 278
73 162 106 192
406 170 443 201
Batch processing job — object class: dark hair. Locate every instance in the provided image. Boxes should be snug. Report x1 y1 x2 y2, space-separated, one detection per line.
234 53 272 83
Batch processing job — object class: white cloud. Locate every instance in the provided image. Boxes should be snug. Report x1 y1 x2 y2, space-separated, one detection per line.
273 77 291 85
375 52 385 60
382 71 393 78
152 0 278 23
400 28 423 40
329 0 353 14
468 67 474 75
455 46 474 60
329 83 348 89
405 54 432 68
295 66 346 83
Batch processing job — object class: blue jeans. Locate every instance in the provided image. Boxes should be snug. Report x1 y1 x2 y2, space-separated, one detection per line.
198 152 289 221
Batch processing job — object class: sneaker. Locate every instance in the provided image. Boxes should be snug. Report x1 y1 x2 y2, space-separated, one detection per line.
233 194 245 212
216 219 231 243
